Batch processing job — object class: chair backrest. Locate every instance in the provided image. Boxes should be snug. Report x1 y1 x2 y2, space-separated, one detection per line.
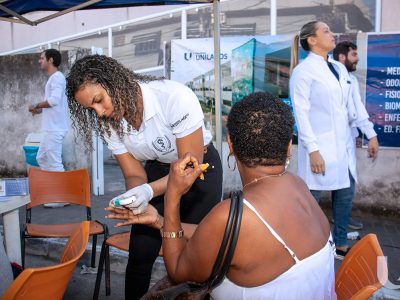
28 168 91 208
1 221 90 300
335 233 385 300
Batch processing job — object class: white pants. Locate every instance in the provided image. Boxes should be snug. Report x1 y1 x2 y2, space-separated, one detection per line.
36 131 67 171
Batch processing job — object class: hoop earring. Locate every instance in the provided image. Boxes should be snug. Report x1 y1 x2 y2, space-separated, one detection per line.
285 155 291 170
227 154 237 171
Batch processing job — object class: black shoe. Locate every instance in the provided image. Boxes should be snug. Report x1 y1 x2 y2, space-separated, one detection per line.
348 217 363 230
335 247 351 260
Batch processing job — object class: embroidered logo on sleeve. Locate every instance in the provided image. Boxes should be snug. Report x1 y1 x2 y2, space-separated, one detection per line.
171 113 189 128
152 135 174 155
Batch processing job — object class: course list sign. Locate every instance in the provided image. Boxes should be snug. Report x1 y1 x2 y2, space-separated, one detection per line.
366 33 400 147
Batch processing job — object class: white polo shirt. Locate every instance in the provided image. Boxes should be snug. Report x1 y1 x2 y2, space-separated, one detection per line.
42 71 69 132
104 80 212 163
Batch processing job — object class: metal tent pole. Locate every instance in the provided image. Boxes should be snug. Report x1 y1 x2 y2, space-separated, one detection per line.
213 0 222 158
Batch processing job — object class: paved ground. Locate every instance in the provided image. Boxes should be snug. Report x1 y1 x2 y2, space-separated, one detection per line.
1 162 400 299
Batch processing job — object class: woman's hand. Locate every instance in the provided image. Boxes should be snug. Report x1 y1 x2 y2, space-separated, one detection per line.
309 150 325 175
167 153 203 197
105 204 162 229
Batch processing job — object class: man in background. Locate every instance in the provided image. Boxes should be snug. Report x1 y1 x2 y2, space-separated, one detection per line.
333 41 379 230
29 49 69 207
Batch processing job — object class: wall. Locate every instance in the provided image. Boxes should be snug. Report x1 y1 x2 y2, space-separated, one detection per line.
382 0 400 32
356 147 400 213
0 51 89 176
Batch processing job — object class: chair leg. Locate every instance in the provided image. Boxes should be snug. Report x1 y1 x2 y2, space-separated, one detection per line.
105 244 111 296
93 240 106 300
21 230 26 268
91 235 97 268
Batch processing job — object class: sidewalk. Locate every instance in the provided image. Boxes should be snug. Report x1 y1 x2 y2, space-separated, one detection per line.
3 162 400 299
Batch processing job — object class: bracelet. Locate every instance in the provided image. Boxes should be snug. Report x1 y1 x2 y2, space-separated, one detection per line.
160 227 184 238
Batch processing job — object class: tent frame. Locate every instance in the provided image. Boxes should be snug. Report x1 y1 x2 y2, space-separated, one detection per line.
0 0 211 26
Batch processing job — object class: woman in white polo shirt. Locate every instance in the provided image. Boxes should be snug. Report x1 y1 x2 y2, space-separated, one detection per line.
66 55 222 299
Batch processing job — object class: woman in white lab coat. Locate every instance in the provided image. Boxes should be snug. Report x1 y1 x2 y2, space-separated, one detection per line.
289 21 354 259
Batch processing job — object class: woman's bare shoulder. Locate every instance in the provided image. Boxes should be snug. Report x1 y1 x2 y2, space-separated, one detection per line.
287 172 310 190
201 197 232 226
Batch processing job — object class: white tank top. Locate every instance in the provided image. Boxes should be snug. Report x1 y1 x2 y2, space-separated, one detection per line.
210 199 337 300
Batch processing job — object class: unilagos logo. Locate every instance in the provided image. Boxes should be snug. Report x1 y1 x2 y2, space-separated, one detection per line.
184 52 193 61
184 52 228 61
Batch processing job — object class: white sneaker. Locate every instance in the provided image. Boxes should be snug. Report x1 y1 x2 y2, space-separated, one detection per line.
347 231 360 240
43 203 69 208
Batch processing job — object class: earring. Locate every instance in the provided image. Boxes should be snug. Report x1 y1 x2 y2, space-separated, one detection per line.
227 154 237 171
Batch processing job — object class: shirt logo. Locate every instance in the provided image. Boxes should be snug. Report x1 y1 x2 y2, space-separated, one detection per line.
152 135 172 154
171 113 189 128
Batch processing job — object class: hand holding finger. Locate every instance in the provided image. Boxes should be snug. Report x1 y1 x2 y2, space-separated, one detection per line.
168 152 203 196
179 153 199 169
106 204 159 228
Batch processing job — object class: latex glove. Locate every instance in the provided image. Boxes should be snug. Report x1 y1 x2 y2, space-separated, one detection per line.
109 183 154 215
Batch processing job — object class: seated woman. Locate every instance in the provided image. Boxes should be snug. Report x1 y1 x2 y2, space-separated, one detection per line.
107 92 336 299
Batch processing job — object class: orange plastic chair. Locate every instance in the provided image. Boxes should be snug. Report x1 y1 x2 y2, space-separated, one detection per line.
2 221 90 300
335 233 386 300
92 232 163 299
22 168 108 268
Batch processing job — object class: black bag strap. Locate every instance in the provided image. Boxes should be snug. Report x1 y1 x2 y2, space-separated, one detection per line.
208 190 243 289
208 190 238 281
216 191 243 282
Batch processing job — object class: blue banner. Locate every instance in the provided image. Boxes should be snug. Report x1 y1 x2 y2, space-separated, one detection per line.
366 34 400 147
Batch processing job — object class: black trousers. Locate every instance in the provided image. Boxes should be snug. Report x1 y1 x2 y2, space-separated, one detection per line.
125 143 223 299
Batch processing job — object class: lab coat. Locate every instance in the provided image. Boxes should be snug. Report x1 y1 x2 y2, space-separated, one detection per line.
289 52 355 191
347 73 377 140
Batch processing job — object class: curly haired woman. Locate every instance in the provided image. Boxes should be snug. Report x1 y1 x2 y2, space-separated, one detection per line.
66 55 222 299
